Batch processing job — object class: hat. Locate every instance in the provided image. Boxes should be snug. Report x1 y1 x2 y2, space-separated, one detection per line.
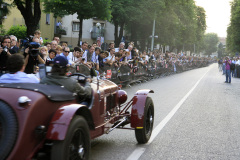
54 56 68 67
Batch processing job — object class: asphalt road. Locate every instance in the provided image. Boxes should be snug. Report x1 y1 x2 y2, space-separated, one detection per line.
90 63 240 160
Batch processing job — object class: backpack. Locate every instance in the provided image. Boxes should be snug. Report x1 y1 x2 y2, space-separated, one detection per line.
230 63 235 70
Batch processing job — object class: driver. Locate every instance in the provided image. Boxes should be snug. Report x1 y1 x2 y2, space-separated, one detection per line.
40 56 91 99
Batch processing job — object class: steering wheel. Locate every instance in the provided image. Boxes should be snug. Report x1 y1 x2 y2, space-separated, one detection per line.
69 73 87 84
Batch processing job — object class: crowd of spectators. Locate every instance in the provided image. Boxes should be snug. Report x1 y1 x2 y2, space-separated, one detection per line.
0 30 212 77
218 57 240 83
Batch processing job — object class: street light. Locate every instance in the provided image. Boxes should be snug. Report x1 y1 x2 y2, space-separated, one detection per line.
150 12 158 51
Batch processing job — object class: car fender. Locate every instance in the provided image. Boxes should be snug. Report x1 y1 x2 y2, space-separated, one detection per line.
130 89 154 128
46 104 94 140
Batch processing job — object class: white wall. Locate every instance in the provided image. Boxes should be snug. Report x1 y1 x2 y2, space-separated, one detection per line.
61 14 116 46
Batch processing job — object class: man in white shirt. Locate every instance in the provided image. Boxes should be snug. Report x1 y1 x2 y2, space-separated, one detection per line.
0 54 39 83
105 48 115 66
115 42 125 53
60 47 73 65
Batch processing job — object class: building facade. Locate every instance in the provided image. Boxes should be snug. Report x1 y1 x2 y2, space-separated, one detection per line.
2 1 55 41
60 14 116 47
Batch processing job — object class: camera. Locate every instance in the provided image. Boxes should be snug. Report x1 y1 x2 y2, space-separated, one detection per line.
28 42 40 57
29 49 39 57
1 46 8 55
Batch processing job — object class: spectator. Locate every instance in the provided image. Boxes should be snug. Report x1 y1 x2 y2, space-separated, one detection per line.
46 49 56 66
0 54 39 83
39 46 48 62
60 47 72 65
125 44 133 59
34 30 43 45
56 45 63 56
98 51 108 69
92 42 97 48
230 57 236 77
225 57 231 83
105 48 115 66
61 42 68 50
93 47 101 70
0 36 12 76
9 35 19 54
81 41 89 52
115 42 125 53
82 45 95 66
45 42 51 51
24 42 45 74
53 37 60 44
108 42 115 51
51 40 58 50
71 47 84 64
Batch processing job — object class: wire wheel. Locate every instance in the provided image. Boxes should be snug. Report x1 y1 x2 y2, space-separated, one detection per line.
135 97 154 144
51 116 90 160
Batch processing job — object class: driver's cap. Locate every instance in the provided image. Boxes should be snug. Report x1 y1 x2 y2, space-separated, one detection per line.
54 56 68 67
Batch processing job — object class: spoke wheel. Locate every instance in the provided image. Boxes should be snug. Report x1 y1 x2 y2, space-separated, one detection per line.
135 97 154 144
51 116 90 160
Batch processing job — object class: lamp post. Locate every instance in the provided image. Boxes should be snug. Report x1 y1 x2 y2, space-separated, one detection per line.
150 12 158 51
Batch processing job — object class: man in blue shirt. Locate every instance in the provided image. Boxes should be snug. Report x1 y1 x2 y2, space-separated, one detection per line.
0 54 39 83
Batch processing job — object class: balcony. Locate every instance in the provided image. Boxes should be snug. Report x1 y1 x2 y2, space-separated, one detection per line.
56 27 67 35
91 26 105 39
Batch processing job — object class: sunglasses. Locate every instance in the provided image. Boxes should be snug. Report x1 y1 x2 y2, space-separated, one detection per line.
64 51 70 53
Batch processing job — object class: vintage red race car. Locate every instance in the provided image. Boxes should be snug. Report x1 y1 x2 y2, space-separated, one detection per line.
0 73 154 160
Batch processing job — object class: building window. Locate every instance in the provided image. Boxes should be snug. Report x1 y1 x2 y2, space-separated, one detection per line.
72 22 80 32
46 14 50 25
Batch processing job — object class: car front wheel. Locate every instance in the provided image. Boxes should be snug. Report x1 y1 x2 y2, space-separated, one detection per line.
135 97 154 144
51 115 90 160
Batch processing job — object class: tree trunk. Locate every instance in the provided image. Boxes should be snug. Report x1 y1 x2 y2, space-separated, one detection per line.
130 22 137 47
15 0 41 37
114 21 119 46
119 22 124 45
78 18 83 47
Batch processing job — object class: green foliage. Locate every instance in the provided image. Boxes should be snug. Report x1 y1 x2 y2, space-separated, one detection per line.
111 0 207 52
203 33 219 55
0 1 11 25
7 25 27 39
43 39 51 45
227 0 240 53
0 25 6 35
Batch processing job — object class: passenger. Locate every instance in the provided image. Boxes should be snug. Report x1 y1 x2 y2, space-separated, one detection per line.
0 54 40 83
40 56 92 99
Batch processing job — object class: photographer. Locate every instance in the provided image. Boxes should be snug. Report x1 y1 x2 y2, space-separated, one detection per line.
24 42 45 74
0 36 12 76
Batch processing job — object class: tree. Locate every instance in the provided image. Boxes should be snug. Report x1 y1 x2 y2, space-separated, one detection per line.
43 0 111 46
227 0 240 53
13 0 41 36
0 0 11 25
203 33 219 56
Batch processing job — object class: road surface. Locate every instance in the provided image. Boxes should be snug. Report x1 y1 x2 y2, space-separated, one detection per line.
90 63 240 160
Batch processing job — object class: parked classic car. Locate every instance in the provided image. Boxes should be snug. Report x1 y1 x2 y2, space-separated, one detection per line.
0 73 154 160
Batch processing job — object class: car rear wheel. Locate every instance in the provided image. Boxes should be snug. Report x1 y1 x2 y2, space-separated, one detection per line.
0 101 18 159
51 115 90 160
135 97 154 144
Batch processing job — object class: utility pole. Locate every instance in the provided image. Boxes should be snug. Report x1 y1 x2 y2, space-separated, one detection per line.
151 18 156 51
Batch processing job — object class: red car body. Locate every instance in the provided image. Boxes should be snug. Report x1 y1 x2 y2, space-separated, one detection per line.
0 78 154 160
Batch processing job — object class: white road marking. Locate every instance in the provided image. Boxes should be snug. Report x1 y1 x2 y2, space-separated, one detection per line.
126 67 211 160
126 148 146 160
